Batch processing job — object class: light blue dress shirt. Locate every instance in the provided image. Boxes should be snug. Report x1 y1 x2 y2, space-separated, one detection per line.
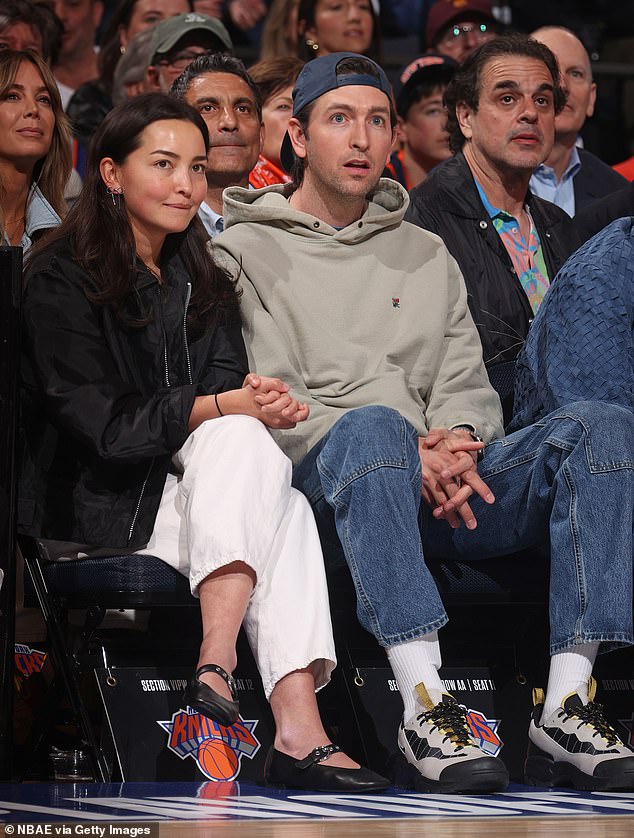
529 146 581 218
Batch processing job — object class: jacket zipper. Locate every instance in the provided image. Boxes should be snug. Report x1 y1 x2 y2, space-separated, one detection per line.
127 458 154 546
158 287 171 388
183 282 193 384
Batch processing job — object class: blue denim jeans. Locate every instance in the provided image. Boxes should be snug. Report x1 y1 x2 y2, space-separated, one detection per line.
292 403 634 655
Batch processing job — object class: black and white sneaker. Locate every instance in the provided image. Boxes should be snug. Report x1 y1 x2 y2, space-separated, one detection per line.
397 682 509 793
525 678 634 790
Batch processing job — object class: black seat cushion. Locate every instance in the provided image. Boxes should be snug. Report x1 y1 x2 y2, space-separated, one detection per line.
41 554 195 607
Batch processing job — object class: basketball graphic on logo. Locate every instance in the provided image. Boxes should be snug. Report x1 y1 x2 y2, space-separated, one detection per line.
197 738 239 780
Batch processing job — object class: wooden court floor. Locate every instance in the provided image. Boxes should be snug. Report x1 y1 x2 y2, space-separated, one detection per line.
2 782 634 838
160 814 634 838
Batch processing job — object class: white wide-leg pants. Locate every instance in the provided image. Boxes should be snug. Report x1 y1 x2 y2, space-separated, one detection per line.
137 415 336 698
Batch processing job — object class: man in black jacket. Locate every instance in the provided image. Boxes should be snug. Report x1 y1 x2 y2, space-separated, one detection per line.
406 34 580 389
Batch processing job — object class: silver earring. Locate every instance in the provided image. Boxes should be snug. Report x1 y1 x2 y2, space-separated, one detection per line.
305 38 319 52
107 185 123 208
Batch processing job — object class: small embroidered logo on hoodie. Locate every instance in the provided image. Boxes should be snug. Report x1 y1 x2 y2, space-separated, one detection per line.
392 297 400 309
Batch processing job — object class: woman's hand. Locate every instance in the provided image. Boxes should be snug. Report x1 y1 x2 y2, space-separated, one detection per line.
241 373 309 428
189 375 309 431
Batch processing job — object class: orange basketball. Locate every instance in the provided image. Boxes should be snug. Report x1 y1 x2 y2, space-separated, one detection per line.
197 738 239 781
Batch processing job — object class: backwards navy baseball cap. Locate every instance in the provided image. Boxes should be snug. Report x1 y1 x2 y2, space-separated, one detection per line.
280 52 393 173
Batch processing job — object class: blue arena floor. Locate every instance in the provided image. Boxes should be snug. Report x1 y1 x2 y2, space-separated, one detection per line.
1 782 634 823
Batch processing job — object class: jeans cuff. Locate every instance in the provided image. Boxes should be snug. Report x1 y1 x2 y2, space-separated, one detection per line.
376 613 449 648
549 632 634 656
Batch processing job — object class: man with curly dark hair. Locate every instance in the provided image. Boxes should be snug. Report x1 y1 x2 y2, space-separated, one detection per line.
406 34 580 394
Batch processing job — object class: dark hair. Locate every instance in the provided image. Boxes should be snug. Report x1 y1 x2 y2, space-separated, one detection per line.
297 0 381 62
290 55 396 188
0 0 61 61
170 52 262 120
29 93 239 334
397 66 455 120
444 32 566 154
249 55 304 104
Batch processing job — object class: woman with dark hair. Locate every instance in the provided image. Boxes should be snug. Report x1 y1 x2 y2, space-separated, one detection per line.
67 0 190 164
297 0 380 61
0 49 71 247
20 92 387 793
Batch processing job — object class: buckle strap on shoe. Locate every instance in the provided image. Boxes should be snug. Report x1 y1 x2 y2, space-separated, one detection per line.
195 664 237 701
295 744 342 770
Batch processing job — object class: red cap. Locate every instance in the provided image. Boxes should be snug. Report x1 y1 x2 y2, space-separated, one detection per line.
426 0 495 47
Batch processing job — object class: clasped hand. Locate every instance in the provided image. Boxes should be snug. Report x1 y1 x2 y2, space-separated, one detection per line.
242 373 309 429
419 428 495 530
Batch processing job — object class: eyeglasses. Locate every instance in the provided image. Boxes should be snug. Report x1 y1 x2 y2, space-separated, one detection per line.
439 22 491 44
157 49 214 70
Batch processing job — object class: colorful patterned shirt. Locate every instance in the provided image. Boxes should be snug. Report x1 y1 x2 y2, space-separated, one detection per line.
475 181 550 314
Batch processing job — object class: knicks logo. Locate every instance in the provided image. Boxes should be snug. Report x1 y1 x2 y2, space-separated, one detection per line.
158 708 260 781
466 709 503 756
14 644 47 678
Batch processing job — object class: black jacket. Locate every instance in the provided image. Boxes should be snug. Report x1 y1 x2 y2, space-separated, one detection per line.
573 148 628 213
19 238 248 548
405 153 581 367
574 183 634 244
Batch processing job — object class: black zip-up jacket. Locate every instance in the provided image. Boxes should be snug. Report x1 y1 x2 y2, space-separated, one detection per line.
405 153 581 367
19 238 248 548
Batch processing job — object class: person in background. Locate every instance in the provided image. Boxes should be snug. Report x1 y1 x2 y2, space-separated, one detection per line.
171 52 261 238
297 0 379 62
146 11 232 94
67 0 191 167
530 26 627 216
51 0 103 107
385 53 455 191
425 0 500 63
111 26 155 105
21 91 388 794
0 49 71 248
0 0 59 59
260 0 300 59
248 55 303 188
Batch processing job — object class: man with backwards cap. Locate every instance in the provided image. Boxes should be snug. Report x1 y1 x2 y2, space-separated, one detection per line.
213 52 634 794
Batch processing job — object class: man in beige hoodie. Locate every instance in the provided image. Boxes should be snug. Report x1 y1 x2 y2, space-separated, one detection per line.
214 52 634 795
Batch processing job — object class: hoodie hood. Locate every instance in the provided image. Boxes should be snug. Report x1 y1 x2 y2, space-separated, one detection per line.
222 177 409 244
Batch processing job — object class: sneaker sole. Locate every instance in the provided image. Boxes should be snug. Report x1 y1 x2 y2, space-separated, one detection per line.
402 758 509 794
525 752 634 791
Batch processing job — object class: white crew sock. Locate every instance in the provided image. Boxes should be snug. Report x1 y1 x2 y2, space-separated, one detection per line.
387 632 444 719
541 642 600 723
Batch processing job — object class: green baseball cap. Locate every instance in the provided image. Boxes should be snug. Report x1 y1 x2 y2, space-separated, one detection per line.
149 13 232 63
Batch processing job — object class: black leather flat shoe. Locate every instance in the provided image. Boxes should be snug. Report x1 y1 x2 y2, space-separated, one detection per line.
182 664 240 727
264 744 389 792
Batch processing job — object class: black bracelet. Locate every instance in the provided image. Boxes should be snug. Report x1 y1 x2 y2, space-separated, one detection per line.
214 392 224 417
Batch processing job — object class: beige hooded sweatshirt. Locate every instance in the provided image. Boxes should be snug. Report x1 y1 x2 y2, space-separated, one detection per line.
214 178 503 465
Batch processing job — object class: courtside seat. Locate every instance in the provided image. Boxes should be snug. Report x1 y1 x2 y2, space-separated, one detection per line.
19 536 198 782
38 553 195 607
